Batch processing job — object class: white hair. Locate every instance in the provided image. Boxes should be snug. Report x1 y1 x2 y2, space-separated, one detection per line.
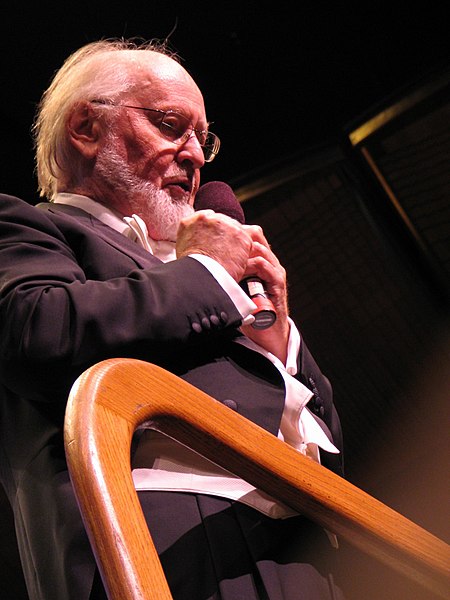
33 38 178 199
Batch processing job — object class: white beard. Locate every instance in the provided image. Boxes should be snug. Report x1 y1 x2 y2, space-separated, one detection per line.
95 134 194 241
128 182 194 242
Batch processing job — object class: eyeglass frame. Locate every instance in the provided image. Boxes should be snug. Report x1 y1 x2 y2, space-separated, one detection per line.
90 100 220 162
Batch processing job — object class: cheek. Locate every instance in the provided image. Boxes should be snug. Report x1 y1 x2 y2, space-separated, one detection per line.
123 130 153 161
122 121 166 165
124 135 171 179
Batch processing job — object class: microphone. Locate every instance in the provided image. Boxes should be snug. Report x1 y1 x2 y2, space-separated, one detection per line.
194 181 276 330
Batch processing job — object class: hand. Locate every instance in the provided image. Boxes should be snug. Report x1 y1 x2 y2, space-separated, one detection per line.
240 225 290 363
176 210 252 282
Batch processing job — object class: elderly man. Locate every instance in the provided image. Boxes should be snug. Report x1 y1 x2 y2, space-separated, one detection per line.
0 39 344 600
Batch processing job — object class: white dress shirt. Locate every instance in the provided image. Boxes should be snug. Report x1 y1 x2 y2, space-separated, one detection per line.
54 193 339 519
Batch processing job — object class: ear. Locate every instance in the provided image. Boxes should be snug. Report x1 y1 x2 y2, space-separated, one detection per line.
66 102 103 159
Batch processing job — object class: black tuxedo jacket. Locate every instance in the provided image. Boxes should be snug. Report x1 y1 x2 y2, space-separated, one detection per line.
0 194 343 600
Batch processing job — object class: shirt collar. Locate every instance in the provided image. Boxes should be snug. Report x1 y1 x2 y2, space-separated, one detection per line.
53 193 130 235
53 193 177 262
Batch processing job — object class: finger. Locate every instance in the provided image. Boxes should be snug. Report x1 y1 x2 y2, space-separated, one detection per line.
242 224 269 246
183 208 215 221
246 255 286 287
248 241 281 269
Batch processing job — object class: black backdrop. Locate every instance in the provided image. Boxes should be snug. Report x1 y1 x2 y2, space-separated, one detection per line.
1 1 449 199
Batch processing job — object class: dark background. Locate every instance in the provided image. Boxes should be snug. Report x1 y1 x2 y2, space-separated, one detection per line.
1 1 449 197
1 2 449 599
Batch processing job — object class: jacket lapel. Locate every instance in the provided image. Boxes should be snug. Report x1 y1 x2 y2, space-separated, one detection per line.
36 202 159 269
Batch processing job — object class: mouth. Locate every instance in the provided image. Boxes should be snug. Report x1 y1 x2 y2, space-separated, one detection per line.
163 177 192 197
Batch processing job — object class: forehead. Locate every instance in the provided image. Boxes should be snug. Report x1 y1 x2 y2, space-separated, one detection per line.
128 52 206 113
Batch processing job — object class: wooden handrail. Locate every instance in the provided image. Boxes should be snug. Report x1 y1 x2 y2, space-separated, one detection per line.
64 358 450 600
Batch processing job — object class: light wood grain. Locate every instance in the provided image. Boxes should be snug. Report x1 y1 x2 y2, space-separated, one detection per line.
64 358 450 600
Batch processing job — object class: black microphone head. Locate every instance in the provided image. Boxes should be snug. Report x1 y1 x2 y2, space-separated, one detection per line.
194 181 245 224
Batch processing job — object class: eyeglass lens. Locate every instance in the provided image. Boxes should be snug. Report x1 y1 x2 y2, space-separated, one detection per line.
159 112 217 161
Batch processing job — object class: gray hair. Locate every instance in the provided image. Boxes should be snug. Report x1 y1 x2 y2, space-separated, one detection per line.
33 38 177 199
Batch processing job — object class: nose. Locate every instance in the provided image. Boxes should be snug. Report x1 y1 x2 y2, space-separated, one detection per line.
176 132 205 169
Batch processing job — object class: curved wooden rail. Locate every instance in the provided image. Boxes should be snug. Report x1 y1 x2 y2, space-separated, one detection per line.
64 358 450 600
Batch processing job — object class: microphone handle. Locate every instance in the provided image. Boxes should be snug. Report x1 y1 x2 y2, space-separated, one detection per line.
240 277 277 330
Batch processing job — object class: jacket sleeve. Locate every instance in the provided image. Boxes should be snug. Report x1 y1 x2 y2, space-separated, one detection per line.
0 195 243 398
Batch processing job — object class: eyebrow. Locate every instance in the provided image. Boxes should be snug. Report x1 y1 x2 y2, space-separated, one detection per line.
153 104 211 129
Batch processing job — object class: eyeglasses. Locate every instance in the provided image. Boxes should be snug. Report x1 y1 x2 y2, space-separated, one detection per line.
91 101 220 162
